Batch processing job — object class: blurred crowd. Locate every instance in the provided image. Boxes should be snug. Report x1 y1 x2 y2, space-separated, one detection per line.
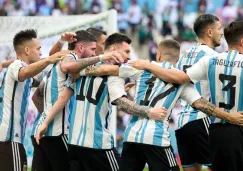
1 0 243 153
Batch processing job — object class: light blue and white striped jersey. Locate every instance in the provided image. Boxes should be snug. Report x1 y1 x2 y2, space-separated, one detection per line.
66 74 126 149
34 52 77 137
187 50 243 124
119 61 201 147
0 60 33 143
176 43 218 128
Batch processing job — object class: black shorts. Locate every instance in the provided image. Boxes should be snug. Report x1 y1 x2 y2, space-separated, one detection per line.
68 144 120 171
209 123 243 171
120 142 179 171
0 141 27 171
31 135 69 171
175 117 211 168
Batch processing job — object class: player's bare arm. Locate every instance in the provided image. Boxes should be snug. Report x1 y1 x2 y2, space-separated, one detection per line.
18 51 68 82
49 32 77 56
61 52 123 74
35 87 73 144
113 97 167 121
32 81 45 113
129 59 190 84
191 98 243 126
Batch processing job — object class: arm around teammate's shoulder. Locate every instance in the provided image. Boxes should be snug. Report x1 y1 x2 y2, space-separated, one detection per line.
18 51 68 82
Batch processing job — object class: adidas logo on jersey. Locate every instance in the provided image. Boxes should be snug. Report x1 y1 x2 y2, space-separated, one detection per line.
15 133 19 138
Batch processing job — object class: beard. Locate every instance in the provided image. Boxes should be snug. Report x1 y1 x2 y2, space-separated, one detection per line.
213 38 221 48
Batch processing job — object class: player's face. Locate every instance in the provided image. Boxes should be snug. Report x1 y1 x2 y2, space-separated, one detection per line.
116 42 131 63
27 38 42 63
82 42 97 58
96 34 107 55
211 21 223 47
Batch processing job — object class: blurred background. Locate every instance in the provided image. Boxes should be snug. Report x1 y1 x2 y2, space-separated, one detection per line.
1 0 243 169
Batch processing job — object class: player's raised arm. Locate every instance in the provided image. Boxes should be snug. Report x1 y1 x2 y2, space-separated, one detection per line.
18 51 68 82
0 59 15 71
60 51 123 74
49 32 77 56
129 59 190 84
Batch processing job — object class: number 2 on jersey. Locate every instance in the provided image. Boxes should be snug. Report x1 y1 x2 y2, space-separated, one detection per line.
219 74 236 110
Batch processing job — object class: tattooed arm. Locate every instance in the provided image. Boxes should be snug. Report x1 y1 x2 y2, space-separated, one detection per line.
32 81 45 113
61 51 123 74
191 98 243 126
113 97 167 121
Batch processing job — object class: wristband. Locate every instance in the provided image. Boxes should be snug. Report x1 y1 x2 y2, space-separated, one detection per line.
58 39 65 45
99 54 104 62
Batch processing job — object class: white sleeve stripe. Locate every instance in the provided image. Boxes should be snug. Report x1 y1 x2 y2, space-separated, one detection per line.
108 151 118 170
16 143 21 171
168 148 177 166
165 149 173 167
111 150 119 169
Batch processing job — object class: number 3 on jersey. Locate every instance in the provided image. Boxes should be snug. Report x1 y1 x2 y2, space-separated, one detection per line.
76 76 107 105
219 74 236 110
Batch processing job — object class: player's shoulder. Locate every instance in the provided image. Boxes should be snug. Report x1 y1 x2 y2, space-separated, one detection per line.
9 59 27 68
151 61 175 69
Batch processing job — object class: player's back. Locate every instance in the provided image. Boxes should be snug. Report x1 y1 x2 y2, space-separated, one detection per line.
177 43 218 128
207 50 243 123
122 61 185 147
69 74 114 149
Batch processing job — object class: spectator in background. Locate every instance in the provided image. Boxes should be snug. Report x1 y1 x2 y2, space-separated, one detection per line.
117 8 128 34
127 0 142 36
38 0 51 16
198 0 207 14
90 0 101 14
222 0 237 24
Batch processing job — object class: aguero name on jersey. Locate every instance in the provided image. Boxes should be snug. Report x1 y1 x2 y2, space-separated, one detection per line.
176 43 218 128
119 61 201 147
65 73 126 149
187 50 243 124
0 60 33 143
34 52 77 137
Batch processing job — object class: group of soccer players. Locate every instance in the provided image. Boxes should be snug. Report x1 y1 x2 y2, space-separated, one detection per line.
1 14 243 171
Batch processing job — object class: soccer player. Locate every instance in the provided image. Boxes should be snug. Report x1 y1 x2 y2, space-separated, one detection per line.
61 39 243 171
0 29 66 171
31 30 124 171
0 59 15 72
175 14 222 171
35 33 167 171
129 21 243 170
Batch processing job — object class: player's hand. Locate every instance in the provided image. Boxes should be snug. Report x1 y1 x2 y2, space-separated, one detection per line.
125 82 135 92
129 59 150 70
147 107 167 121
35 122 48 145
103 51 124 64
46 51 70 64
61 32 77 43
228 112 243 126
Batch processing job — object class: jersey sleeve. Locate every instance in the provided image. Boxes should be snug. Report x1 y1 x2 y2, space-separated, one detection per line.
108 76 127 103
119 64 143 80
8 60 25 81
64 75 75 93
186 57 209 83
180 83 201 105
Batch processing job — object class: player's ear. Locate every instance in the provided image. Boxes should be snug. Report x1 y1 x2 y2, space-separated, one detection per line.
25 47 29 55
110 45 116 51
207 29 213 38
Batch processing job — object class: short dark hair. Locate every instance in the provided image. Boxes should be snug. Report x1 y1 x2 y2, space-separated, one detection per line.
68 30 96 50
86 27 107 40
158 39 180 58
13 29 37 52
193 14 219 38
224 21 243 46
104 33 131 50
